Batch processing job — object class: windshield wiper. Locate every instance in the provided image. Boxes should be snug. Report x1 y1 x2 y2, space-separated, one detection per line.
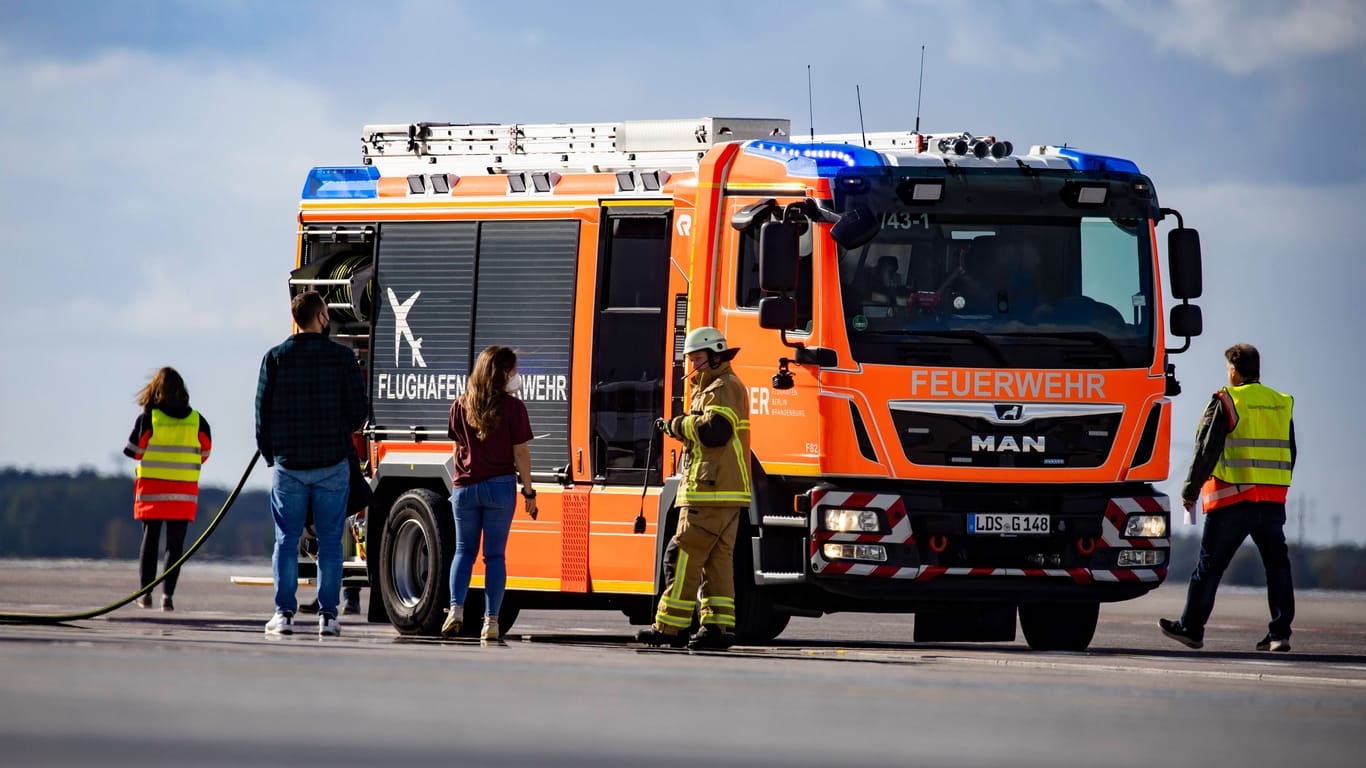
865 329 1011 367
993 331 1129 367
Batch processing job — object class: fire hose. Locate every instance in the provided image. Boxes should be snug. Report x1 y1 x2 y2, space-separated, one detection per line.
0 451 261 625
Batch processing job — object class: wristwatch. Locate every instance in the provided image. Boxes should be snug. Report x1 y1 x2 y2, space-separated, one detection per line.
521 486 537 499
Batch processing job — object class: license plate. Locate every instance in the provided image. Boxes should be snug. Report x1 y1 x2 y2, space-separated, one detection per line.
968 513 1050 535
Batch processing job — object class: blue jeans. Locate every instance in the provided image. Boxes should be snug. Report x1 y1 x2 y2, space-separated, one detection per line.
271 461 349 617
449 475 516 617
1181 500 1295 639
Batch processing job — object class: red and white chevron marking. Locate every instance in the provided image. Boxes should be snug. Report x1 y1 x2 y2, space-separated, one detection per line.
807 489 1171 585
1098 496 1171 549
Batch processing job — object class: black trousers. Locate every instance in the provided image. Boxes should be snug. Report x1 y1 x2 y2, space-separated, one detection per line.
139 519 189 596
1181 500 1295 639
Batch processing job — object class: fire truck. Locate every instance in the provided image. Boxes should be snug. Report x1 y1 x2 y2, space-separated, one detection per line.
291 116 1203 650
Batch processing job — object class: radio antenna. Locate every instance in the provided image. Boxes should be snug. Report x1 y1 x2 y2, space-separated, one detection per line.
856 84 867 148
914 45 926 133
807 64 815 141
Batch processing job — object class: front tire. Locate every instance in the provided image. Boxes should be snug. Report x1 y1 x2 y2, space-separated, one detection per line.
733 529 789 644
1019 601 1099 651
378 488 453 636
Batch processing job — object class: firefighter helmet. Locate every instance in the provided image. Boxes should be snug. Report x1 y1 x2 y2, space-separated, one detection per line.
683 327 727 355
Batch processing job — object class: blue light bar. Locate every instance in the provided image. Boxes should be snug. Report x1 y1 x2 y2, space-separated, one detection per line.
303 166 380 199
1053 148 1141 175
744 141 883 176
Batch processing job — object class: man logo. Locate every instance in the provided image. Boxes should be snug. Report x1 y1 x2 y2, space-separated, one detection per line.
995 403 1023 421
386 288 427 368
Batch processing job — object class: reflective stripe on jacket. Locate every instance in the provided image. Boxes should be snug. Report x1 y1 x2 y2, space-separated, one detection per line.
133 409 206 520
1201 383 1293 511
671 361 751 508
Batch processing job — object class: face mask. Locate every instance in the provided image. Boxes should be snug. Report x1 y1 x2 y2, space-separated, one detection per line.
505 374 523 394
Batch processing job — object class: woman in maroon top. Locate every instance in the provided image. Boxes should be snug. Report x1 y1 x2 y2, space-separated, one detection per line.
442 345 535 641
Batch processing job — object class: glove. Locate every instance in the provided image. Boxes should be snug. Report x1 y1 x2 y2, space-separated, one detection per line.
654 417 673 437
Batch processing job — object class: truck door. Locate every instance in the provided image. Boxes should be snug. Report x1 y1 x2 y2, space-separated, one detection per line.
586 210 672 592
589 212 670 484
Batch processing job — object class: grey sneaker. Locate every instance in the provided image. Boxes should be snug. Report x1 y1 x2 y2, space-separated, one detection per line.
319 614 340 637
1256 634 1291 652
265 611 294 635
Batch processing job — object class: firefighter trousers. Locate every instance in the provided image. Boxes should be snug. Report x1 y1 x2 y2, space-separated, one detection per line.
653 506 741 634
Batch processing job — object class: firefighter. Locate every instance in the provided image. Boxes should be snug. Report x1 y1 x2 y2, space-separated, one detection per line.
1160 343 1296 652
637 326 751 650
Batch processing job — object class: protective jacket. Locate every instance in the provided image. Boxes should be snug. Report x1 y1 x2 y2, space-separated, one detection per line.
669 360 751 508
125 404 212 521
1181 382 1295 512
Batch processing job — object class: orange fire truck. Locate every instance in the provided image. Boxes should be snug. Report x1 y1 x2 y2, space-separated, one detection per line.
292 116 1203 650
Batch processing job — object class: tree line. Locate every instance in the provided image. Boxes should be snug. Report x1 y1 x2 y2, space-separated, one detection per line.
0 467 275 560
2 467 1364 590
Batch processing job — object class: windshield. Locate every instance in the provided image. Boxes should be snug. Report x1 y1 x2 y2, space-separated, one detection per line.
838 214 1154 369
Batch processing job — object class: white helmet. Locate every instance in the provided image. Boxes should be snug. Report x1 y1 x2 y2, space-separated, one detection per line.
683 326 727 355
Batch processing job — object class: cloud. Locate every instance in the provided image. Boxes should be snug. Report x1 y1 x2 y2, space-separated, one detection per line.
0 41 357 489
1098 0 1366 75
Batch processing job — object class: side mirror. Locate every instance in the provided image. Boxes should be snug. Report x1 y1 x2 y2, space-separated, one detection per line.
732 198 778 231
1169 303 1203 338
758 296 797 330
1168 228 1203 300
759 221 800 293
830 205 879 250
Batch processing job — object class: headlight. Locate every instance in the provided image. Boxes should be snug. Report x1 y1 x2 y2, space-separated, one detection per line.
824 508 880 532
1124 514 1168 538
822 543 888 562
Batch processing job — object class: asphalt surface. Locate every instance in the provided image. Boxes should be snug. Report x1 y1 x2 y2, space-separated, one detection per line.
2 559 1364 767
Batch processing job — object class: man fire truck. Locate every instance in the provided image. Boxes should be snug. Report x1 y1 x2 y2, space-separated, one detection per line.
291 116 1203 650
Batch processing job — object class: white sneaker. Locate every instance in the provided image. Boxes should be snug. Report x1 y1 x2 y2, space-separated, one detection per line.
265 611 294 635
481 615 499 642
319 614 340 637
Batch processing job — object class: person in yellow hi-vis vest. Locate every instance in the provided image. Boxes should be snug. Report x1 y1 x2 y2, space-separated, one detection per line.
637 327 750 651
123 367 211 611
1160 343 1296 652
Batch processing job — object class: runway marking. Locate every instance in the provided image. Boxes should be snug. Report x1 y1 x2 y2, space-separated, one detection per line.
909 654 1366 689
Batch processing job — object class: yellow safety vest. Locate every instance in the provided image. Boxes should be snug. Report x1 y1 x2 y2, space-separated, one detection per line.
137 410 205 484
1212 383 1293 487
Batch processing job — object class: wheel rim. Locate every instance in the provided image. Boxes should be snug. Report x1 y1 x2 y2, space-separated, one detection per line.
389 517 430 608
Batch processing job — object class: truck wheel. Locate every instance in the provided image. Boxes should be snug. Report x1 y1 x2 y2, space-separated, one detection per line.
1019 601 1099 651
733 531 790 645
378 488 453 636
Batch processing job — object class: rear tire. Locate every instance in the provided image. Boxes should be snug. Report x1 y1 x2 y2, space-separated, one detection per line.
378 488 453 636
1019 601 1099 651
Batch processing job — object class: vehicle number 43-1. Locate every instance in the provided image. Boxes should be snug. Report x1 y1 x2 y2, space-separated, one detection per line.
968 513 1050 535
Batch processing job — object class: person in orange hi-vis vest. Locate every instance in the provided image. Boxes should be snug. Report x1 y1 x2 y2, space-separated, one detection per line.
1159 343 1296 652
124 367 211 611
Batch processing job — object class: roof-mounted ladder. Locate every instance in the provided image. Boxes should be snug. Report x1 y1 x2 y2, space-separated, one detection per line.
360 117 791 176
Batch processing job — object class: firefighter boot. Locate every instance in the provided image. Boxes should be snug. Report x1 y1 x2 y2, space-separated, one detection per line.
687 625 736 651
635 627 689 648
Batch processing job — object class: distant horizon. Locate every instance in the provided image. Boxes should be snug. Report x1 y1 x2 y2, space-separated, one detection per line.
3 1 1363 547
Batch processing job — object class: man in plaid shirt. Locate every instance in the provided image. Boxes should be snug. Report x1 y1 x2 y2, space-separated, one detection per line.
256 290 367 637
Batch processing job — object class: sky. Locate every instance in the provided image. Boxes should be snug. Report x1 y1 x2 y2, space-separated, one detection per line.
1 0 1364 546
